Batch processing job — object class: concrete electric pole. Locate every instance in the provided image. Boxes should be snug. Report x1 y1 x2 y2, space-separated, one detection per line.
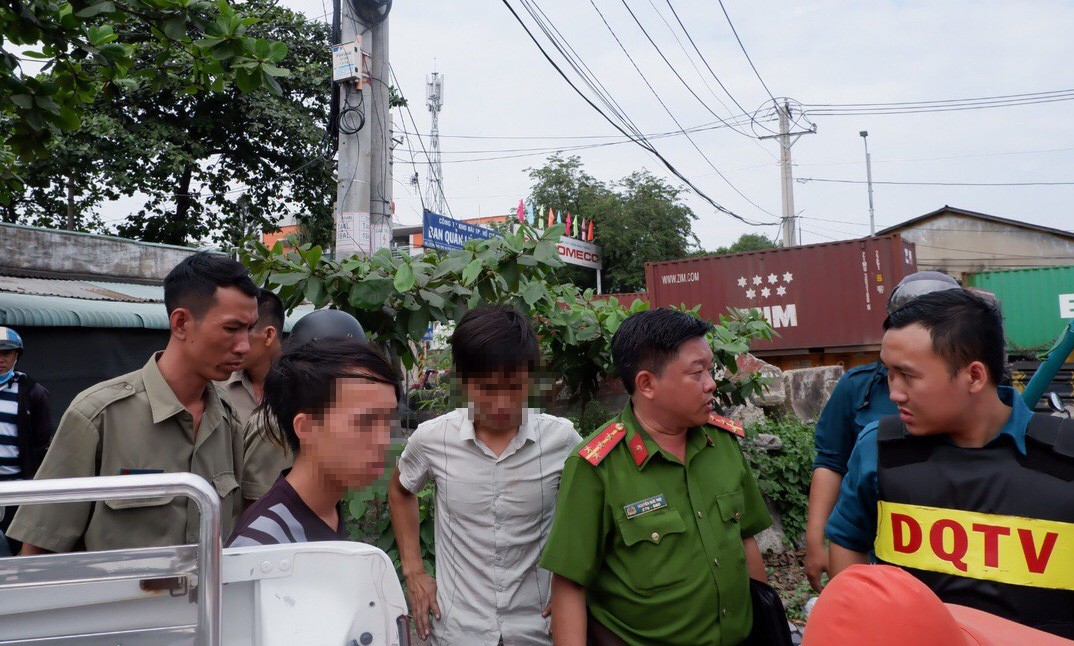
333 0 391 258
759 100 815 247
860 130 876 235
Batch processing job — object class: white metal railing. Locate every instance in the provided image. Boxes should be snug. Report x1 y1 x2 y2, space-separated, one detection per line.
0 473 221 646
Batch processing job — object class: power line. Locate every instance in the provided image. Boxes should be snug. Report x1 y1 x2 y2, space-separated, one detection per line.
803 91 1074 115
661 0 762 130
500 0 775 226
804 88 1074 109
798 177 1074 187
715 0 777 104
587 0 777 217
796 145 1074 168
611 0 765 140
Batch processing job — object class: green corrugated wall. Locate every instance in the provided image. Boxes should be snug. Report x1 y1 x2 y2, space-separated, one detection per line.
966 265 1074 353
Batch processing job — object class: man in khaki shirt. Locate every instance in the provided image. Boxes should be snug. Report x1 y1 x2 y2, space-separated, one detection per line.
7 253 259 553
218 288 284 424
241 309 367 501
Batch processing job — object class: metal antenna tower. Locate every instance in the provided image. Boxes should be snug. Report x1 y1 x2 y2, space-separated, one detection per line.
424 71 447 215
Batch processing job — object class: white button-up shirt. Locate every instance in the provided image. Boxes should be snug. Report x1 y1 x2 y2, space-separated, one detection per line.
397 408 581 646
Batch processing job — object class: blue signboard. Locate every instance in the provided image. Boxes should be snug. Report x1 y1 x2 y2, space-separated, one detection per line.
422 209 496 251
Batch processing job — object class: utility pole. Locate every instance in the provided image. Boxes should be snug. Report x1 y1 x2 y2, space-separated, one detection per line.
369 15 391 251
424 71 447 215
860 130 876 235
333 1 391 257
759 100 815 247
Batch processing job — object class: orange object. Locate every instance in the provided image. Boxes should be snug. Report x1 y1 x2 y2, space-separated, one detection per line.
803 564 1074 646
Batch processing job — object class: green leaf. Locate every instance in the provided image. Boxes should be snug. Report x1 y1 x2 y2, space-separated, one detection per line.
461 258 483 285
522 280 546 306
394 262 415 292
75 1 116 18
262 63 290 77
349 278 393 308
304 277 326 308
163 16 187 41
407 308 430 341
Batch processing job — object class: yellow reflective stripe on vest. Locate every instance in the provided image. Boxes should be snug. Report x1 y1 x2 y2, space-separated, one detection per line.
875 501 1074 591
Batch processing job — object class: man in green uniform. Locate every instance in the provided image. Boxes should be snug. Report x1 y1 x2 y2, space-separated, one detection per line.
540 308 771 646
7 253 258 553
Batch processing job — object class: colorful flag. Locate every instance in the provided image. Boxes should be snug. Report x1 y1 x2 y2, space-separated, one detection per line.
587 219 595 241
526 201 534 226
547 207 554 228
565 212 573 237
516 199 525 224
574 216 581 238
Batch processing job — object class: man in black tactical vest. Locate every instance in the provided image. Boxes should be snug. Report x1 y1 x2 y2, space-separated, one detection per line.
824 288 1074 639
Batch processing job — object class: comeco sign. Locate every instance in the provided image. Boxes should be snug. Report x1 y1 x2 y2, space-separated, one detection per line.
874 501 1074 590
556 237 602 270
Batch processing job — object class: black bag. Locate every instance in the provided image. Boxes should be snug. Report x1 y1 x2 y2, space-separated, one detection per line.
742 578 794 646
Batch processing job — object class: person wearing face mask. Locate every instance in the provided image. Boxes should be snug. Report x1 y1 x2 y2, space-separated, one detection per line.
0 327 53 556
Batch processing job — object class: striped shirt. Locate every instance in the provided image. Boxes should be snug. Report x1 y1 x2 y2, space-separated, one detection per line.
0 378 20 478
226 475 345 547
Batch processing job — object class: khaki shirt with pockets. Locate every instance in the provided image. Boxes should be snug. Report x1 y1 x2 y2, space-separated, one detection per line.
6 352 245 552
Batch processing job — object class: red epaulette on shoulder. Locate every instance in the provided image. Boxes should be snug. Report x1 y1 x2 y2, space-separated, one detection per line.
708 413 746 438
578 421 627 466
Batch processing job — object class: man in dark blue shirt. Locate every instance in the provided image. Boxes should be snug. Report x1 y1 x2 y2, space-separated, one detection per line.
805 272 959 591
825 289 1074 637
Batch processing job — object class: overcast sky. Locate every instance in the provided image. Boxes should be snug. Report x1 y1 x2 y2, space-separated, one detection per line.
137 0 1074 250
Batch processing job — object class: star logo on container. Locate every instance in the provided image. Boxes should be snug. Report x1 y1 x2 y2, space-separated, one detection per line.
740 271 794 301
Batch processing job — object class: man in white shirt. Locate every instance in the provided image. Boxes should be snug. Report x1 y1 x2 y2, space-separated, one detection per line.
389 305 581 646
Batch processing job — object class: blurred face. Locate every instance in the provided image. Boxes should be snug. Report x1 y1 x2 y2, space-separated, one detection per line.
643 336 717 429
173 286 258 382
881 323 982 437
302 376 397 489
0 349 17 374
463 369 531 434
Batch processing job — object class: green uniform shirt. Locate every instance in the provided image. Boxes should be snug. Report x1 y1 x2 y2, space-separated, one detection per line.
7 352 245 552
539 403 771 646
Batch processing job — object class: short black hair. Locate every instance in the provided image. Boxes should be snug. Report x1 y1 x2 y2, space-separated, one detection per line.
450 305 540 379
164 253 258 317
258 339 401 454
255 288 285 331
884 289 1005 385
612 308 713 395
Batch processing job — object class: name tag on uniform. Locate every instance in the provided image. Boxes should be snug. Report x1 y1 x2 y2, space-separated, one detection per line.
624 494 667 519
120 468 164 475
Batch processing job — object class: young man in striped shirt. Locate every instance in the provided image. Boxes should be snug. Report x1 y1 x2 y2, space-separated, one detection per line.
227 338 400 547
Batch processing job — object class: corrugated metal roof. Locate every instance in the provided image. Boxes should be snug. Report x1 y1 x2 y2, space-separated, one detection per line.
84 280 166 302
0 292 170 328
0 274 316 331
0 276 161 302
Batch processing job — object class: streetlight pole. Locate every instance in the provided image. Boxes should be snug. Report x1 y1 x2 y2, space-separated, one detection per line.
860 130 876 235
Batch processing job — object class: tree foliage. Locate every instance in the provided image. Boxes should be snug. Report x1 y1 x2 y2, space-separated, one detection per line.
240 231 775 579
1 0 293 207
4 0 333 247
713 233 777 255
525 155 698 293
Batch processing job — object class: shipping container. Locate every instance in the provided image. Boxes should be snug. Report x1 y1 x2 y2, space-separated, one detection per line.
644 235 918 357
965 265 1074 354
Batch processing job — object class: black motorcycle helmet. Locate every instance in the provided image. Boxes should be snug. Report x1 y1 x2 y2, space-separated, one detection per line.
287 309 367 347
